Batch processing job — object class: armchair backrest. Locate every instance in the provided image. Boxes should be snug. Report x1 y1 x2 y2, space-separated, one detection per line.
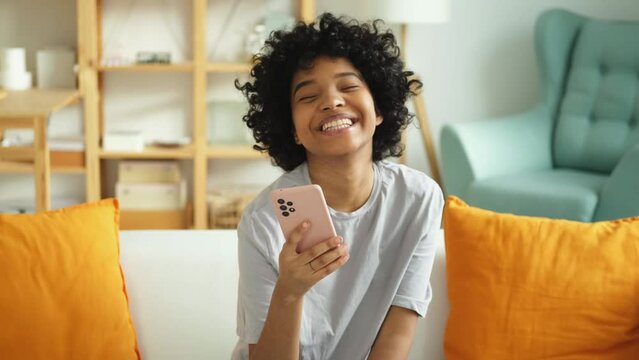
539 9 639 173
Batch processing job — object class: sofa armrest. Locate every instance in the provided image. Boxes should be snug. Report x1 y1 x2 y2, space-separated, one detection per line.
594 144 639 221
440 105 553 198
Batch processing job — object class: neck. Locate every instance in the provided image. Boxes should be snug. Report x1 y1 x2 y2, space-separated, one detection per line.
306 153 376 213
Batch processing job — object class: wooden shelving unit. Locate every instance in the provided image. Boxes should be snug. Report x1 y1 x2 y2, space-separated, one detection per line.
77 0 316 229
0 89 83 212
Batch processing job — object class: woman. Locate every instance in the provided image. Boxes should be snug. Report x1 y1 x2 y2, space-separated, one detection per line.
232 13 443 360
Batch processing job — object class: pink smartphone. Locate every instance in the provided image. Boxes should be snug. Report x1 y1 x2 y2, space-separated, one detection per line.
270 184 337 253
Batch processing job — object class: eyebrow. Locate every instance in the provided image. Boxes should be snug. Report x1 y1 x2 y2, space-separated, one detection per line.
292 72 363 97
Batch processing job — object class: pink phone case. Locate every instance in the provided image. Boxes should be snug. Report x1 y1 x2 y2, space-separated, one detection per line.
270 184 337 253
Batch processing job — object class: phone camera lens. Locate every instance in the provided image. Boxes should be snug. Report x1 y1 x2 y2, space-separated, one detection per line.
279 205 287 210
286 201 293 206
282 211 289 217
277 199 285 204
289 208 295 212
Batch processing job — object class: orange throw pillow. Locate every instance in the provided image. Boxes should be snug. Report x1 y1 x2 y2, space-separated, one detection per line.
443 196 639 359
0 199 140 359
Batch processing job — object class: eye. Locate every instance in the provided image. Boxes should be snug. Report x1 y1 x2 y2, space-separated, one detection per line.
341 85 359 92
298 94 317 103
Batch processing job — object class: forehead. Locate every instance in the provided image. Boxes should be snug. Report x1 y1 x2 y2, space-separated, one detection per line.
292 56 362 82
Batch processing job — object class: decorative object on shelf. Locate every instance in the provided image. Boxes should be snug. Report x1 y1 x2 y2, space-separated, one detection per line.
103 130 145 152
149 136 191 148
340 0 450 184
135 51 172 64
208 184 261 228
208 100 252 145
36 47 76 89
0 128 33 147
101 51 133 67
0 48 32 90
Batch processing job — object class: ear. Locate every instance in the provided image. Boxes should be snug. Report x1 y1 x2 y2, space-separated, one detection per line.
293 131 301 144
375 108 383 126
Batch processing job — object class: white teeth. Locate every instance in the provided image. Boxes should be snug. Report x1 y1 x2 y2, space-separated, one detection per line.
322 118 353 132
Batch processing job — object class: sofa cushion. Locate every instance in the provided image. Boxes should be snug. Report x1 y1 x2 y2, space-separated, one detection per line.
0 199 140 359
467 168 606 221
442 196 639 359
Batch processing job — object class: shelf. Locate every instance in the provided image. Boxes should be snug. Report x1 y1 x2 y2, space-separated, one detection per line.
0 89 81 118
0 161 33 173
207 144 265 159
0 162 84 174
0 146 35 161
99 145 195 159
207 62 252 73
97 63 194 73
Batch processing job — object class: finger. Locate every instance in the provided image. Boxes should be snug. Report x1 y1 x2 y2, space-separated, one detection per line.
311 253 350 280
283 220 310 250
308 243 348 272
301 236 343 263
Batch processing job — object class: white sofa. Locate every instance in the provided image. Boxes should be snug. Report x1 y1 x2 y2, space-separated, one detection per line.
119 230 449 360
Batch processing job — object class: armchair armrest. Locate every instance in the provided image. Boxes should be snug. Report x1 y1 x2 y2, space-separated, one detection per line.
440 104 553 197
594 144 639 221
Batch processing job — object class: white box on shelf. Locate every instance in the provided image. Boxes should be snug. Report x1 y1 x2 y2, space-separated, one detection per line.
119 160 182 183
103 131 144 152
116 180 186 210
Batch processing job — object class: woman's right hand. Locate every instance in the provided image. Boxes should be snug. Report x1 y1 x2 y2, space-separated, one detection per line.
274 220 349 303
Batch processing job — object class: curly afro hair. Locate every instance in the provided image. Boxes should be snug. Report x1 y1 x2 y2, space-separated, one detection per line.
235 12 422 171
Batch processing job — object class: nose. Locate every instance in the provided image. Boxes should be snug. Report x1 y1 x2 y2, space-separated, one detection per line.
320 89 344 111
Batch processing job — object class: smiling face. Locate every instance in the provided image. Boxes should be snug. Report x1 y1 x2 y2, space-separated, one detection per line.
290 56 383 162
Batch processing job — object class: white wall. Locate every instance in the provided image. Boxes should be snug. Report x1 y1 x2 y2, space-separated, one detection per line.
2 0 639 210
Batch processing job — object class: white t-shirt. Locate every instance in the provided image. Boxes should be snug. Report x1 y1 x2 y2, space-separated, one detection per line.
232 160 443 360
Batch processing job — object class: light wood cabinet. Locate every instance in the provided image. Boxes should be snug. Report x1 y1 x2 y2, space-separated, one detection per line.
77 0 316 228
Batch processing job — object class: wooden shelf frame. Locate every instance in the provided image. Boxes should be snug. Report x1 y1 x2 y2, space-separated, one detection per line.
78 0 316 229
0 90 82 212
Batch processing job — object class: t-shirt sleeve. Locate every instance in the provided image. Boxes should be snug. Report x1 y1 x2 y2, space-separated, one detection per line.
236 213 279 344
391 185 444 317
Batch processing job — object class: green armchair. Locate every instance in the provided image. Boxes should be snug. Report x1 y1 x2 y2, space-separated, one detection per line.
441 9 639 222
